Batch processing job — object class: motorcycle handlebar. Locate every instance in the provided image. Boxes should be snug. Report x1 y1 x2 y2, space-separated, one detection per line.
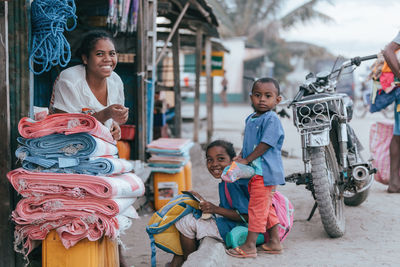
350 54 378 66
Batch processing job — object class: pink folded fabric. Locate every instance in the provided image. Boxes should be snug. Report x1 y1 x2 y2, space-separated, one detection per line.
7 168 145 198
18 113 115 144
147 138 191 150
13 196 136 225
56 214 121 249
14 213 119 255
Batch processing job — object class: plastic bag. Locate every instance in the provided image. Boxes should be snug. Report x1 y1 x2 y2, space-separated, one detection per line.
221 161 255 183
369 121 393 184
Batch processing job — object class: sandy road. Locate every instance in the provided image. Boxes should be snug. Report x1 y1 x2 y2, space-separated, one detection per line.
122 103 400 267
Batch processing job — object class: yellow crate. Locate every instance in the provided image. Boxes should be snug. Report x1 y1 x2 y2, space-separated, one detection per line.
42 230 119 267
153 168 186 210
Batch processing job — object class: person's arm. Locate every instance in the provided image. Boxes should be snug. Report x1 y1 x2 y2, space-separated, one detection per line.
190 191 247 222
92 104 129 125
383 41 400 80
52 103 128 126
199 200 248 222
235 142 270 165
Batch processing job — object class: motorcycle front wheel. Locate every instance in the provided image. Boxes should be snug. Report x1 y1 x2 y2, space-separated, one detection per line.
311 143 345 238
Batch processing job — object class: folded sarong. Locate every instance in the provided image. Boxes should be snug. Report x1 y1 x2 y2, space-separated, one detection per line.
14 213 120 255
18 113 115 144
7 168 145 198
20 156 134 175
147 138 192 150
16 133 118 160
13 196 136 225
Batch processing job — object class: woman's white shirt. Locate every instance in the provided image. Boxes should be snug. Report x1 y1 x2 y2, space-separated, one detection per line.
50 64 125 128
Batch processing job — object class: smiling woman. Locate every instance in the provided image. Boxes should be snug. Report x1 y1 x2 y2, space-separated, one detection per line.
48 31 130 266
49 30 129 141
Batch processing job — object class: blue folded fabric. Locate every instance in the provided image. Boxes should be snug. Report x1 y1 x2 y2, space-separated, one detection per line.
148 158 189 168
146 142 194 156
150 166 183 174
16 133 97 159
21 157 115 175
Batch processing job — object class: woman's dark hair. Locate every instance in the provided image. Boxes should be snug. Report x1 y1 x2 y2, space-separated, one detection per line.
206 140 236 160
75 30 115 60
251 77 280 95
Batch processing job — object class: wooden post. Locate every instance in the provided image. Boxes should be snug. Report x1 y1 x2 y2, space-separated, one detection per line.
145 0 157 143
135 0 147 160
205 37 212 143
194 28 202 142
0 3 15 267
211 77 214 134
172 29 181 137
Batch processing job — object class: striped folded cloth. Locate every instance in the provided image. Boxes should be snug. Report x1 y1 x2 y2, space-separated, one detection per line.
7 168 145 198
13 196 136 224
16 133 118 160
19 156 134 175
13 212 119 255
18 113 115 144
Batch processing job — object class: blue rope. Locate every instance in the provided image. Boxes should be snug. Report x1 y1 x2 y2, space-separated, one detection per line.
29 0 77 75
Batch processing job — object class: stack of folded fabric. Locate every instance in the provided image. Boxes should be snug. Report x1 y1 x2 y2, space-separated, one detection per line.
146 138 193 173
7 113 145 257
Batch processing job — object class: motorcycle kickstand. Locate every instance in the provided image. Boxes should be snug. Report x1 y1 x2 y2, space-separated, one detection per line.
307 202 318 221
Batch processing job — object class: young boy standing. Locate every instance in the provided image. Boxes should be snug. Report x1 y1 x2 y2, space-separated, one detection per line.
226 77 285 258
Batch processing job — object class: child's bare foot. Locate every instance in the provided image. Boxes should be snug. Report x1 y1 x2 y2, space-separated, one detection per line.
260 242 283 254
387 186 400 193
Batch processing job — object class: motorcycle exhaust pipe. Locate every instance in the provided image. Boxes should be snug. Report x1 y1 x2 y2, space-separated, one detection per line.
352 165 372 190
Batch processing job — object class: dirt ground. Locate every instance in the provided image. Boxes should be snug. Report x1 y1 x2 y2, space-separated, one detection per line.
121 103 400 267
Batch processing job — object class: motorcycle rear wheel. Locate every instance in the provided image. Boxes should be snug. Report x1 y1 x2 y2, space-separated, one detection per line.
344 190 370 206
311 143 345 238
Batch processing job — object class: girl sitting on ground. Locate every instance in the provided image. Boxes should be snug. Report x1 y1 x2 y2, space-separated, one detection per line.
169 140 282 266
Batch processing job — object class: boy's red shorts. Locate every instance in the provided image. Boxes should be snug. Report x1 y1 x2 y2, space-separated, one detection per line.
247 175 279 233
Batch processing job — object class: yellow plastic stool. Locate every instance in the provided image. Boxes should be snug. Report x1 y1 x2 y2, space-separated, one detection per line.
153 168 186 210
42 230 119 267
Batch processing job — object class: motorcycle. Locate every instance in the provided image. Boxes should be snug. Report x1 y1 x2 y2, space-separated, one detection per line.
285 55 377 238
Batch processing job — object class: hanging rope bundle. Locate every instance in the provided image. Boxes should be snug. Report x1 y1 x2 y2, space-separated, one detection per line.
29 0 77 75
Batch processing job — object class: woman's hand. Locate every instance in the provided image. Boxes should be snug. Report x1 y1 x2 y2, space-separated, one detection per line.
110 121 121 141
105 104 129 124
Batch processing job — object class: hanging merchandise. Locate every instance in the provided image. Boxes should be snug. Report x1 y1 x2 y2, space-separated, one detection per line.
107 0 139 35
29 0 77 75
128 0 139 33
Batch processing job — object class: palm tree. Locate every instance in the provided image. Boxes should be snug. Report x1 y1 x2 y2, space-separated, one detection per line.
207 0 333 81
208 0 332 44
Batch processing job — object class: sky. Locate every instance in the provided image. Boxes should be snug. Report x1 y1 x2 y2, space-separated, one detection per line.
281 0 400 59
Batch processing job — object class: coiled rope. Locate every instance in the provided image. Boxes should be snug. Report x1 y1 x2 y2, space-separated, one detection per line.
29 0 77 75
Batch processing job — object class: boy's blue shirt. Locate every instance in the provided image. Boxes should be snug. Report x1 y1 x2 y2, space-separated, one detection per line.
242 110 285 186
215 179 250 241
